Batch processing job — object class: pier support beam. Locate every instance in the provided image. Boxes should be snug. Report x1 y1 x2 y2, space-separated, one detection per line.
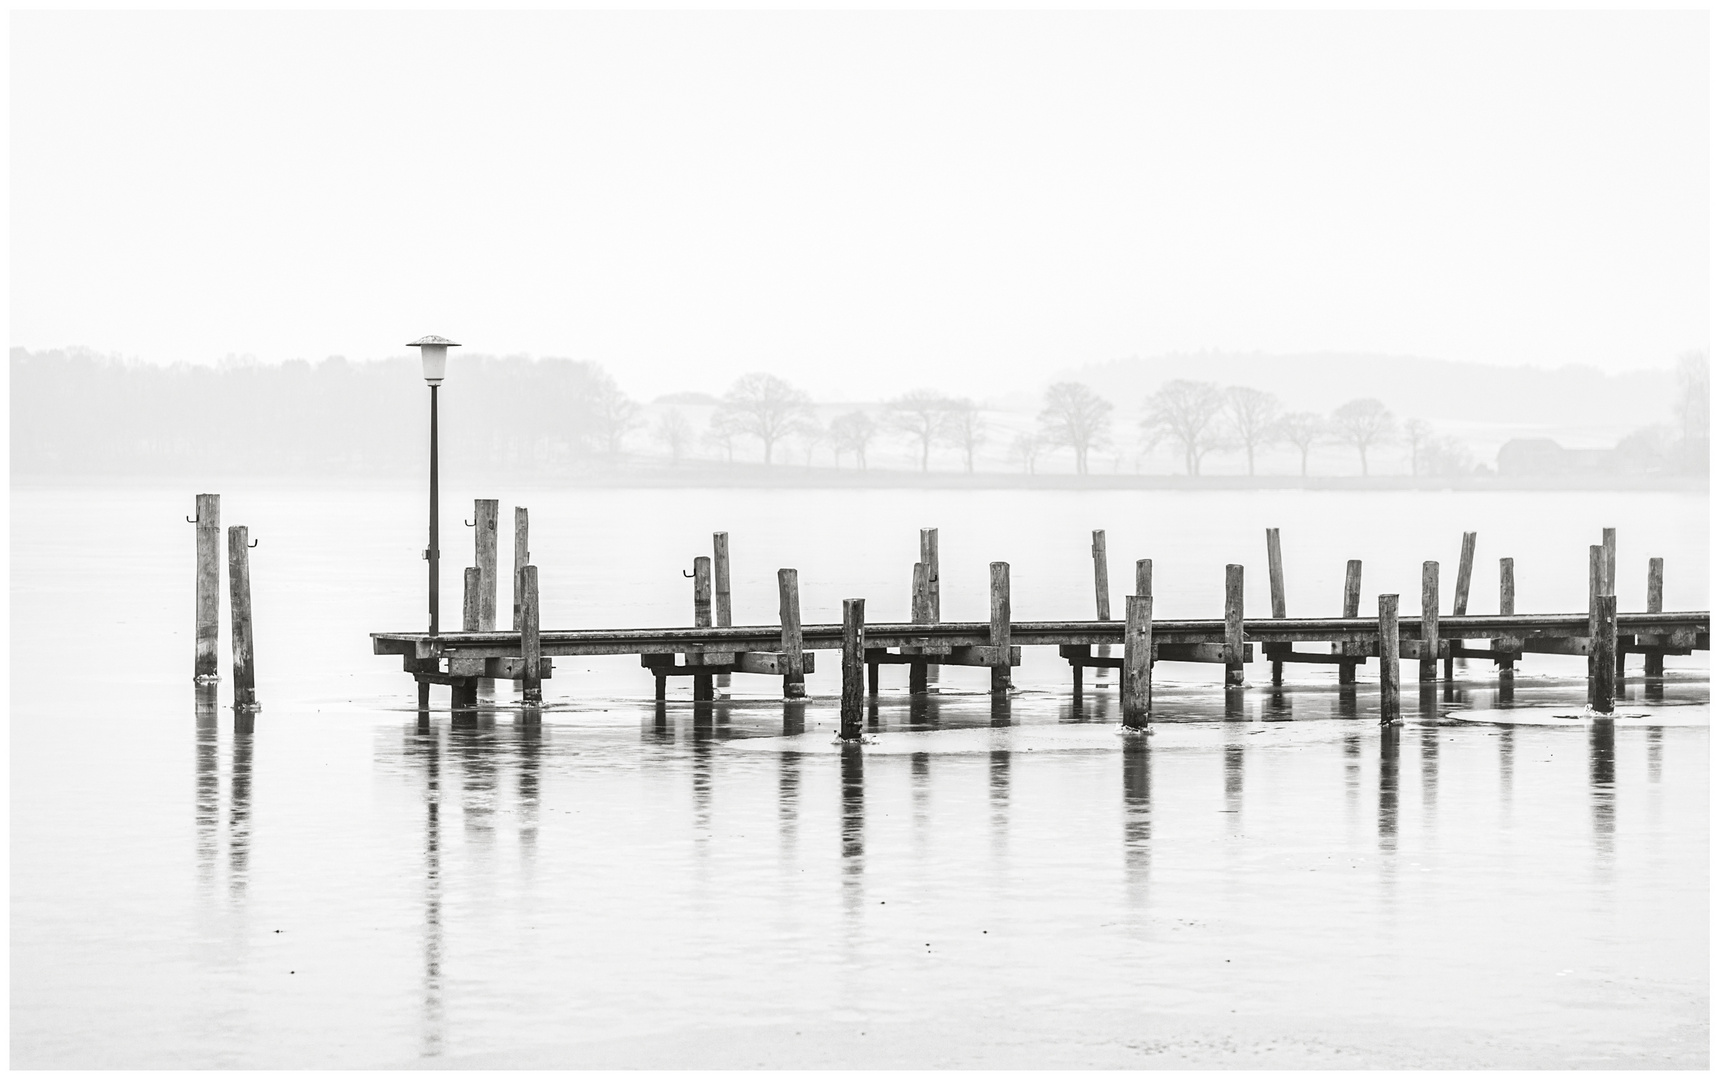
713 532 731 689
512 507 529 630
1266 529 1286 686
1378 593 1400 725
1645 557 1665 677
1493 557 1518 676
909 561 931 694
520 564 542 704
692 555 714 702
1339 559 1362 685
840 598 865 740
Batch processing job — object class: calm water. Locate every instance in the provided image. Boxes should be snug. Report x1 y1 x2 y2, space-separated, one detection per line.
10 485 1710 1067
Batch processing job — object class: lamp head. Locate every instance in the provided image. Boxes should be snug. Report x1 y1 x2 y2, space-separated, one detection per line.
407 335 461 385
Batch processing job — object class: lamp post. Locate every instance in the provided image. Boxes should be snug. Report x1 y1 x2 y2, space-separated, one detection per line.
409 335 460 635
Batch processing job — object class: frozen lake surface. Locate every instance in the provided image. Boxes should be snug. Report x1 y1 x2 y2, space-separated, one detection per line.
10 485 1709 1067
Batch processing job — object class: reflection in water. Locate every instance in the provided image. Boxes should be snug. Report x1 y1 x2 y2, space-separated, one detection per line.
516 710 542 864
907 695 940 731
404 721 445 1059
1342 732 1362 818
781 701 806 737
691 706 716 856
989 749 1011 858
1498 727 1515 811
1497 669 1515 706
228 718 254 901
1419 723 1439 824
195 689 220 889
778 750 801 860
1121 734 1151 899
1647 726 1663 784
1589 720 1616 861
910 751 931 840
449 720 499 845
990 694 1012 725
1378 725 1401 852
839 742 865 918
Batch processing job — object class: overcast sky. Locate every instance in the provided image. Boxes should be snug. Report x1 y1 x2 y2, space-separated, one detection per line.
10 10 1708 401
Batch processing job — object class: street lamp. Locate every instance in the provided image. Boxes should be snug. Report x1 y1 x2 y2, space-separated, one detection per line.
409 335 460 635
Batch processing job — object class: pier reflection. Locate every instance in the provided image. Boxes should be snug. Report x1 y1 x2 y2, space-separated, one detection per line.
1121 734 1151 899
1589 719 1616 861
1378 724 1401 852
839 742 865 917
1498 726 1515 812
515 708 542 863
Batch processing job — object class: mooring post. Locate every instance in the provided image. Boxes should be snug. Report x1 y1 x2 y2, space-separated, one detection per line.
1497 557 1516 675
1419 561 1439 683
1339 559 1363 685
920 528 940 622
1378 593 1401 725
1591 593 1617 714
462 567 481 632
1135 558 1153 600
227 525 258 711
512 507 530 630
193 493 221 683
840 598 865 740
1447 531 1475 680
474 499 499 630
520 564 542 704
1587 544 1604 678
778 568 806 699
989 562 1012 693
692 555 713 702
909 561 930 694
1645 557 1665 677
713 532 731 689
1266 528 1286 686
1123 594 1153 727
1093 529 1112 681
1224 564 1244 687
1602 527 1617 596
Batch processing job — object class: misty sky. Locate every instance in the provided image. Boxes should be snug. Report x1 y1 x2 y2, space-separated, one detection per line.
10 10 1708 401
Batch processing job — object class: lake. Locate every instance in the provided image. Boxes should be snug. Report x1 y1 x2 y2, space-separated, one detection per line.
9 484 1709 1067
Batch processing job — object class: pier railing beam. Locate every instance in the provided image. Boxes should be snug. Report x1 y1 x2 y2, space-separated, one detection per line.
1378 593 1401 725
194 493 221 683
1224 564 1244 687
1123 594 1153 728
840 598 865 740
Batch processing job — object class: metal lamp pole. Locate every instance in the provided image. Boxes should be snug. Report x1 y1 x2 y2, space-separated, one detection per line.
409 335 460 635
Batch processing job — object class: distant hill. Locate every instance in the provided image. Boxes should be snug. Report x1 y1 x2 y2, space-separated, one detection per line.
1062 351 1675 448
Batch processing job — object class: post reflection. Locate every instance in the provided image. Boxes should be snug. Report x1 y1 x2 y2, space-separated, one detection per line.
989 749 1011 858
1589 719 1616 861
1497 668 1515 706
990 694 1011 725
691 703 717 852
910 751 931 838
448 716 499 845
228 714 254 901
781 700 806 737
907 694 940 731
1646 726 1663 784
1121 734 1151 897
1378 725 1401 852
515 709 542 863
1498 727 1515 811
1419 722 1439 823
778 750 801 860
195 687 219 889
839 742 865 917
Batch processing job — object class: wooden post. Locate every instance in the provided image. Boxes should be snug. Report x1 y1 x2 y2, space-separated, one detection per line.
778 569 806 698
474 499 499 631
692 555 713 702
520 565 542 704
909 561 930 694
1587 545 1604 678
1092 530 1111 620
1223 564 1244 687
1339 559 1362 685
1266 528 1286 686
1419 561 1439 683
1135 558 1152 599
713 532 732 690
462 567 481 632
1123 594 1153 728
193 493 221 683
1591 594 1616 714
1378 593 1400 725
1602 527 1617 596
989 561 1011 694
227 525 257 710
840 598 865 740
512 507 529 630
1497 557 1516 675
1645 557 1665 677
920 528 940 622
1447 531 1476 680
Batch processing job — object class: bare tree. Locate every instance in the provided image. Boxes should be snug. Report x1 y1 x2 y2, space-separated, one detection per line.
714 373 811 465
654 409 693 466
590 372 642 458
703 410 740 464
1222 386 1279 476
945 398 986 473
1403 418 1432 477
1140 379 1225 476
887 389 957 472
1038 382 1112 474
1009 431 1043 475
829 410 878 469
789 416 826 466
1331 398 1395 476
1273 412 1325 477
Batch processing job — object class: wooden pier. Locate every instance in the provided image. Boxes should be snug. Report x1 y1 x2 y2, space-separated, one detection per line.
371 514 1708 734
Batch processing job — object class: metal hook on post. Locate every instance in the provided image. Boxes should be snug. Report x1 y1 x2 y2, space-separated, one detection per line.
682 567 696 578
186 514 199 523
464 517 476 527
248 538 259 549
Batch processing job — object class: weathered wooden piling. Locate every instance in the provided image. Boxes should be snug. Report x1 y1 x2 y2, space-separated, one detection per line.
1378 593 1401 725
1339 559 1362 685
520 565 542 704
1123 594 1153 727
193 493 221 683
1495 557 1517 674
1591 593 1616 714
909 561 931 694
462 567 481 632
990 561 1012 693
227 525 258 710
713 532 732 689
778 569 806 698
1266 529 1286 685
1602 527 1617 596
1419 561 1440 683
512 507 530 630
840 598 865 740
1446 531 1476 680
1136 558 1153 599
1587 544 1604 678
1645 557 1665 677
920 528 940 621
1092 530 1113 680
692 555 714 702
473 499 499 630
1224 564 1244 687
